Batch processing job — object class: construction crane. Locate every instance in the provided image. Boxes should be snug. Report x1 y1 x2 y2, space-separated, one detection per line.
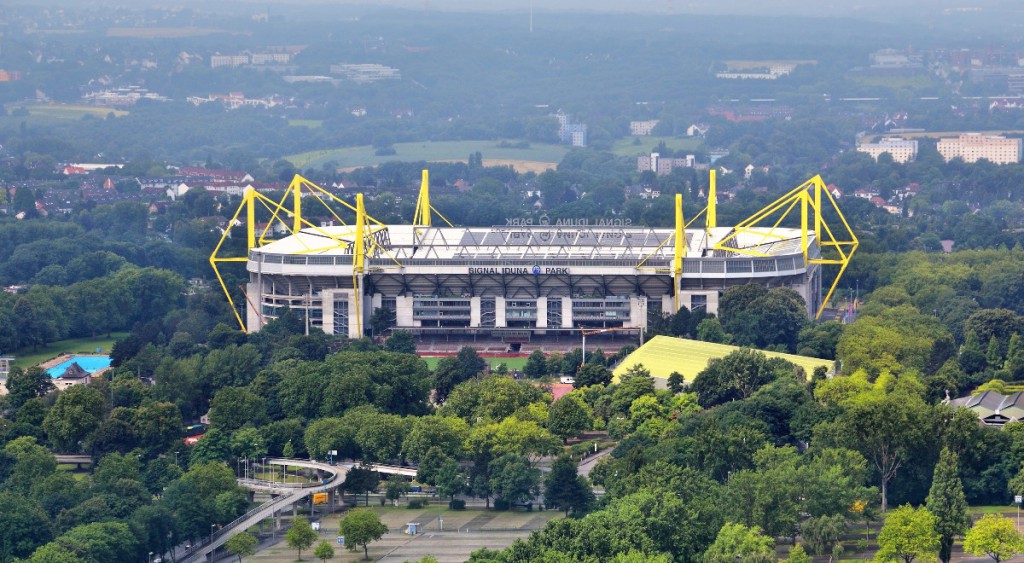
580 326 633 366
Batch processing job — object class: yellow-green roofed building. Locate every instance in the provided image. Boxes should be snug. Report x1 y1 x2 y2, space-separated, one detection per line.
613 335 835 383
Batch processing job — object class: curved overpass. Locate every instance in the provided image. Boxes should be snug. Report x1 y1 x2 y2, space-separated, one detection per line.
181 458 346 563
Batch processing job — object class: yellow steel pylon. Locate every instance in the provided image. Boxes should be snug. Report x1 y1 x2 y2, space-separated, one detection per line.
711 174 858 319
209 175 392 333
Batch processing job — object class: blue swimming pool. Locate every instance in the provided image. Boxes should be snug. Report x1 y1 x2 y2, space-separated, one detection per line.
46 356 112 378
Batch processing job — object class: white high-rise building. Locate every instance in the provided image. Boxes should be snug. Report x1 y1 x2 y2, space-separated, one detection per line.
857 137 919 163
937 133 1022 164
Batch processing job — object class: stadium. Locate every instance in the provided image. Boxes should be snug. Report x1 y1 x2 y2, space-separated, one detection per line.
212 171 857 345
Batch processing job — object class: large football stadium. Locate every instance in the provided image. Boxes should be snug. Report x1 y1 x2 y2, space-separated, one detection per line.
211 171 857 343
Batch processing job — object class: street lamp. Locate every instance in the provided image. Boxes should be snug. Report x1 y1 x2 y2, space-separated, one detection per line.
149 551 153 563
210 524 216 542
174 451 179 467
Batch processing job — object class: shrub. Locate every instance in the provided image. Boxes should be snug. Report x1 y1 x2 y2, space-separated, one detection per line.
407 499 426 509
449 499 466 510
493 499 511 511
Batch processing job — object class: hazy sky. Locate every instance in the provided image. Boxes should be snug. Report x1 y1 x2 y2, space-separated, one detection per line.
265 0 1018 19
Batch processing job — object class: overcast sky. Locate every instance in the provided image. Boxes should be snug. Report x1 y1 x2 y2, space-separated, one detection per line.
257 0 1015 19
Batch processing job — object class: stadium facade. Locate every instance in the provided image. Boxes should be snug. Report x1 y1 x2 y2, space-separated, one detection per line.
212 172 858 340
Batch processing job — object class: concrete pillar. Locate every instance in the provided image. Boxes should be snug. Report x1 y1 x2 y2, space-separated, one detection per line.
470 296 481 327
536 298 547 328
396 295 414 327
246 282 261 331
561 297 573 328
495 297 507 328
662 294 675 314
628 296 646 328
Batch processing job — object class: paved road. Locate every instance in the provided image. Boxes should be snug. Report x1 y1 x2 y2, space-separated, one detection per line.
577 448 613 478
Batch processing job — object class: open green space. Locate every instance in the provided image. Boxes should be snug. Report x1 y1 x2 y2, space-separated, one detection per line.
285 140 569 170
287 119 323 128
611 136 703 157
11 332 128 369
5 103 129 120
421 356 529 371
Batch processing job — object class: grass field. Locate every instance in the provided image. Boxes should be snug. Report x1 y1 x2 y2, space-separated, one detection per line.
421 356 529 371
611 136 703 157
6 104 129 120
11 332 128 369
288 119 323 128
285 140 568 171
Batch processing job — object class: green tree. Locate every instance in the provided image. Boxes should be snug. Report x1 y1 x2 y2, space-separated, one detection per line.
314 540 335 561
435 458 466 501
5 367 54 409
787 544 811 563
402 416 469 463
801 515 845 558
544 456 594 516
667 372 685 394
340 508 388 560
42 385 106 452
926 448 969 563
524 350 548 379
703 522 775 563
286 516 318 561
489 453 540 507
960 331 986 374
385 474 410 506
0 491 53 560
1005 334 1024 379
384 330 416 354
226 532 258 562
574 363 612 388
831 391 931 513
965 514 1024 563
547 394 592 441
876 505 940 563
696 318 730 344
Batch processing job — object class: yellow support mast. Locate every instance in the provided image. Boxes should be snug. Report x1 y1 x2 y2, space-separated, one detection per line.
673 193 685 312
706 169 717 231
413 169 431 227
210 174 394 333
711 175 858 319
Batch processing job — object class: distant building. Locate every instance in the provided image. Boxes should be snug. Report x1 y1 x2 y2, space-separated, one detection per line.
936 133 1022 164
210 54 250 68
946 391 1024 427
0 357 13 379
637 152 695 175
629 120 659 136
555 112 587 147
686 123 709 137
857 137 919 163
250 53 291 65
329 64 401 83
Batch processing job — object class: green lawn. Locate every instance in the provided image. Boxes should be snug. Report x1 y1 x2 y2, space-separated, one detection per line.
611 136 703 157
421 356 529 371
4 103 129 120
11 333 128 369
288 119 323 128
968 505 1018 516
285 140 568 170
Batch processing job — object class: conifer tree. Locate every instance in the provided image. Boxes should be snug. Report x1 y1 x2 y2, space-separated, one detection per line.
926 448 969 563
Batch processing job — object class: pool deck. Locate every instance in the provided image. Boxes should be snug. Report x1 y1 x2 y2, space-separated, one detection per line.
39 353 113 378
